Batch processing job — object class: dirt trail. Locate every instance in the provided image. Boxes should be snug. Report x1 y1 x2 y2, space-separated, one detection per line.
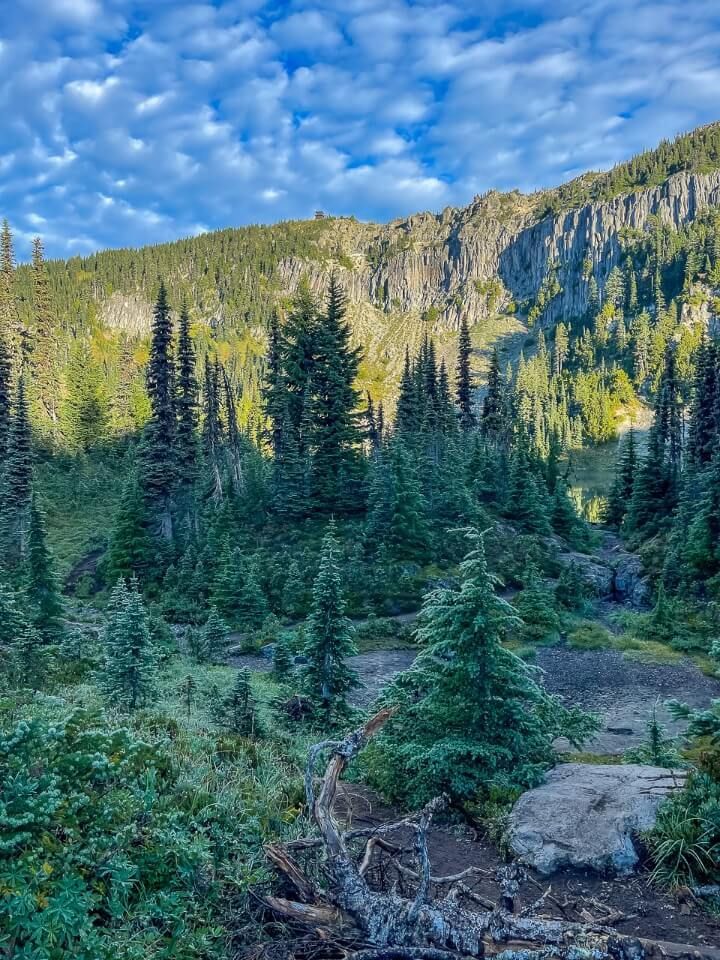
333 782 720 947
536 646 720 754
232 639 719 752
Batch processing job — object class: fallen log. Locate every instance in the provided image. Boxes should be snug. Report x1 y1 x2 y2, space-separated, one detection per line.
264 709 720 960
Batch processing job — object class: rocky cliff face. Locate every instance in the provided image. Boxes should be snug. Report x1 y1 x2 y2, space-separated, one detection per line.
277 170 720 332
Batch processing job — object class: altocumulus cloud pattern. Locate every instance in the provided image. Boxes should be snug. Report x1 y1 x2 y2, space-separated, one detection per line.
1 0 720 257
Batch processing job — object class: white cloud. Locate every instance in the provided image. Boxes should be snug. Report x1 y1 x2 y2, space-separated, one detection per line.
0 0 718 258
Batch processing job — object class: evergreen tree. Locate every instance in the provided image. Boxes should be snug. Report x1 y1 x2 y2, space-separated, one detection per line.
61 340 110 450
480 349 506 444
139 282 176 538
303 522 358 722
29 237 58 426
0 218 19 367
607 428 637 528
625 428 669 538
201 606 229 663
364 530 596 805
553 322 569 375
308 274 364 513
385 440 432 561
105 475 155 584
505 442 552 535
515 565 561 644
281 283 321 453
175 300 199 494
264 309 285 460
555 562 590 612
179 673 196 717
395 349 420 436
455 316 475 429
100 578 157 711
1 376 33 561
282 559 308 618
202 354 223 502
213 668 262 736
25 497 64 641
236 561 269 630
687 337 717 467
273 637 293 678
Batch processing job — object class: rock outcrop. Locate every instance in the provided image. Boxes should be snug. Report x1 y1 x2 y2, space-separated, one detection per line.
277 170 720 333
507 763 686 876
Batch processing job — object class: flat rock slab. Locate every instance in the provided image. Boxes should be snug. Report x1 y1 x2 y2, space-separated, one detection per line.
508 763 686 876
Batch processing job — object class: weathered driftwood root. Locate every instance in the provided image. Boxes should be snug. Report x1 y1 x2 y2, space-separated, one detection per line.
264 709 720 960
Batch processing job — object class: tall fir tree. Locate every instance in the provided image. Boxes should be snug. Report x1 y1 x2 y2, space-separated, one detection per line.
364 530 595 805
0 219 19 366
29 237 58 427
25 497 64 641
175 300 199 495
480 349 507 444
201 606 229 663
308 274 364 512
455 316 475 430
606 428 638 528
1 375 33 561
202 355 223 502
100 578 157 711
303 522 359 722
61 340 110 450
139 281 177 538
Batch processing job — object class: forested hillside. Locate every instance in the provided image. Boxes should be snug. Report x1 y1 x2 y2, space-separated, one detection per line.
2 124 720 959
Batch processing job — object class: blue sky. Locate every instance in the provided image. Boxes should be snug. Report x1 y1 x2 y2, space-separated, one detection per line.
1 0 719 259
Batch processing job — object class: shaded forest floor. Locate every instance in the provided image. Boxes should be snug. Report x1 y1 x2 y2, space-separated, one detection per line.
331 782 720 948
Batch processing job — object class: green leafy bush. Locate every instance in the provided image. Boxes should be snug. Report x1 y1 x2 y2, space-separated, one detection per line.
0 705 299 959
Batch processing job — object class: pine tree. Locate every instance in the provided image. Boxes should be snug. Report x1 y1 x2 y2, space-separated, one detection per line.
282 559 308 618
385 440 432 561
625 428 669 538
175 300 199 494
553 323 569 375
273 637 293 678
25 497 64 641
606 428 637 528
100 578 157 711
61 340 110 450
515 565 561 643
480 349 506 444
505 442 552 535
395 349 420 436
201 606 229 663
555 562 590 612
303 522 359 722
179 673 196 717
213 668 262 736
308 274 364 513
202 354 223 502
236 560 269 631
105 475 155 584
364 530 596 805
0 245 12 457
455 316 475 429
0 219 19 367
1 375 33 561
139 281 176 538
29 237 58 426
687 337 717 467
282 283 321 453
264 309 285 460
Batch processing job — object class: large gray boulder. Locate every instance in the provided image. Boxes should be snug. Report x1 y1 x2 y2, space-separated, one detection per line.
507 763 686 876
